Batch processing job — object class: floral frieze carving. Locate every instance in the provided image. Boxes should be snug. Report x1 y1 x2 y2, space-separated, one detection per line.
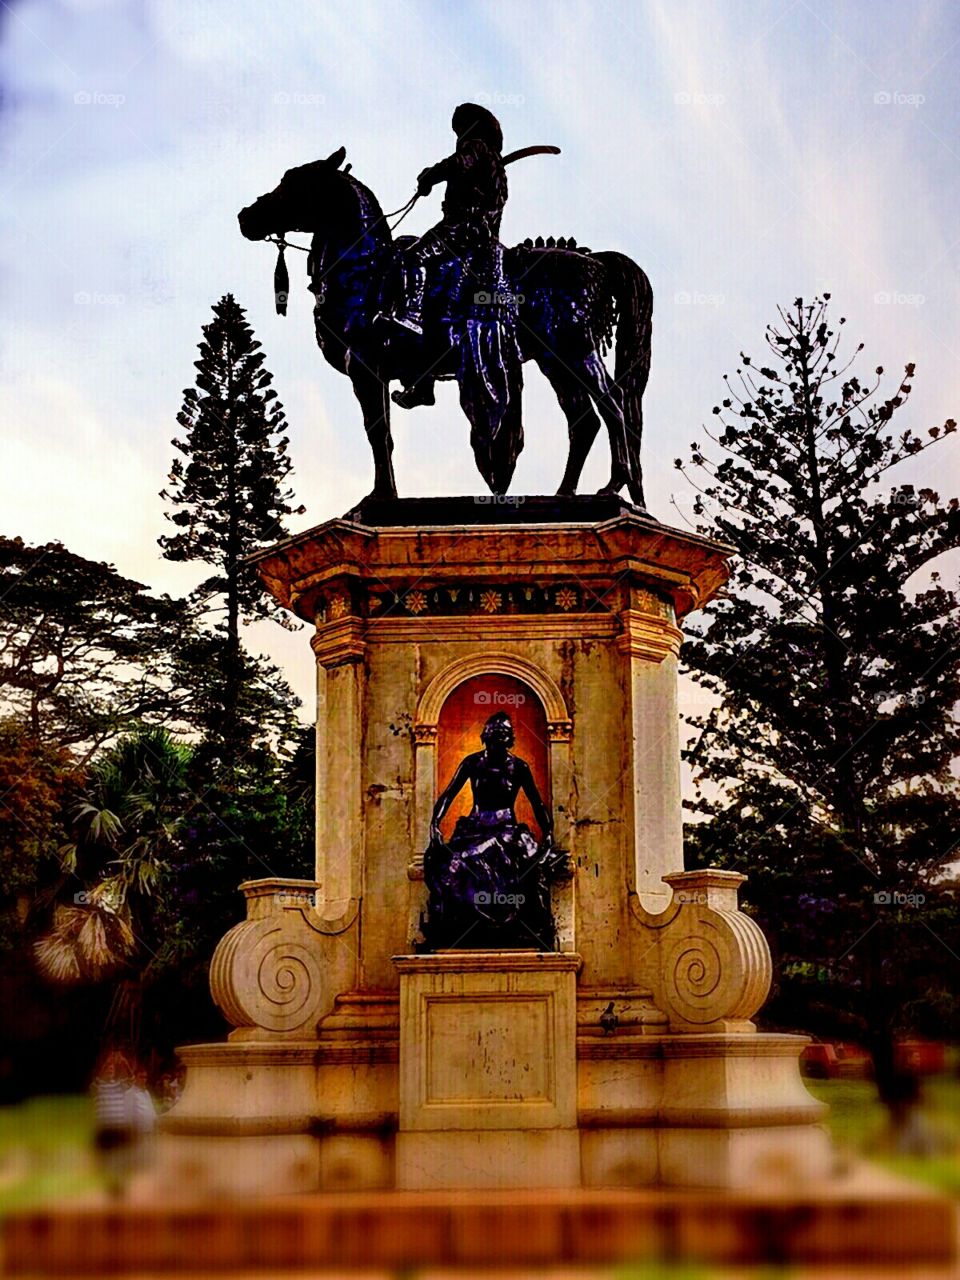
365 582 615 618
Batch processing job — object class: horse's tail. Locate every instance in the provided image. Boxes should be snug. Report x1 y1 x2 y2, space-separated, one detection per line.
594 251 652 500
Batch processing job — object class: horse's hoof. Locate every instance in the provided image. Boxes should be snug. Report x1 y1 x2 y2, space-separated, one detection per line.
344 488 397 519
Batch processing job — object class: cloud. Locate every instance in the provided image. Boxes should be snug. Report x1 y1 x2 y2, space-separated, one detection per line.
2 0 959 722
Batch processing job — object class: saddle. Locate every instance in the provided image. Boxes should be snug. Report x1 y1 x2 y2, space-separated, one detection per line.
385 235 519 341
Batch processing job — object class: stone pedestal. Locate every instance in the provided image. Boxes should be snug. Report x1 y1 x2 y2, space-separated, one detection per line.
157 499 833 1194
393 951 582 1189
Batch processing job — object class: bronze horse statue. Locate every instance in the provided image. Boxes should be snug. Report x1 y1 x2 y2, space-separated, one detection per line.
239 148 651 507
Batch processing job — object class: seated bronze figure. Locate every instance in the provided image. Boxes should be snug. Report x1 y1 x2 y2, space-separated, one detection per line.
421 711 570 950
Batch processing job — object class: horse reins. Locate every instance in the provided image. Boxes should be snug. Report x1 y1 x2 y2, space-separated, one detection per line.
265 192 420 316
262 146 559 316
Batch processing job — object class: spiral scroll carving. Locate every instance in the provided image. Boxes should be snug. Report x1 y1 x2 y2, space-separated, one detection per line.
663 934 724 1023
659 909 772 1029
210 916 328 1035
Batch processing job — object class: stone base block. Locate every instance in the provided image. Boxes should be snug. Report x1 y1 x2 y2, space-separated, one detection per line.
159 1042 320 1132
658 1123 834 1189
155 1132 319 1198
156 1127 396 1198
160 1018 833 1195
659 1031 829 1128
580 1127 659 1186
156 1038 399 1197
318 1132 394 1191
396 1128 581 1189
393 951 582 1190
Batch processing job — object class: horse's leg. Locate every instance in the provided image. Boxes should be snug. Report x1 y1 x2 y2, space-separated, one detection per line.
347 355 397 499
539 361 603 495
580 350 633 497
621 397 646 508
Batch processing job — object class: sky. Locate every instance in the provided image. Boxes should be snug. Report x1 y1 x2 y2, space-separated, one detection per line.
2 0 959 719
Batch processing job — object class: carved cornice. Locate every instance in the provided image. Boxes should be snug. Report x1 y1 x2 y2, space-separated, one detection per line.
576 1040 664 1061
250 515 733 625
368 581 615 619
310 617 365 668
616 610 683 663
367 615 619 643
393 950 583 974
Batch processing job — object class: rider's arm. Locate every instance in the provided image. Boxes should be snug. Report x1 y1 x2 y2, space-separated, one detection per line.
417 153 458 195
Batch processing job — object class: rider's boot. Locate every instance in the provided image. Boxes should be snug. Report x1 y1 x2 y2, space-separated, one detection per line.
392 378 436 410
384 265 426 336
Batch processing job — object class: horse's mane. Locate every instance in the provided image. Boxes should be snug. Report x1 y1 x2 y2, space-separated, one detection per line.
330 169 390 244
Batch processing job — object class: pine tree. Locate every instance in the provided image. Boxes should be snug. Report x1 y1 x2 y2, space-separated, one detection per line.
675 296 960 1113
160 295 304 748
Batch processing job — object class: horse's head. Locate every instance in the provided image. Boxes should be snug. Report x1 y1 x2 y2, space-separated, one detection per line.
238 146 350 240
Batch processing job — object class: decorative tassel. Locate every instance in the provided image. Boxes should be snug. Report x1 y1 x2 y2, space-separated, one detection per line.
274 242 289 316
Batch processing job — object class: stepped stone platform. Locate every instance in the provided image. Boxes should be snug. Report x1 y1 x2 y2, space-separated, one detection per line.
3 1170 955 1273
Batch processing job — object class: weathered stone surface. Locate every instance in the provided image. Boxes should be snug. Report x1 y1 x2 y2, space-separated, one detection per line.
158 513 831 1195
394 951 581 1129
631 870 773 1033
394 951 583 1188
209 877 358 1039
290 515 726 988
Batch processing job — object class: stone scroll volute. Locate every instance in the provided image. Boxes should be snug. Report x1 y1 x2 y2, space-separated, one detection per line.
209 878 359 1041
630 869 773 1033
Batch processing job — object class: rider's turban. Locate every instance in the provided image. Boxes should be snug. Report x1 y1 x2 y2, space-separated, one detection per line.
452 103 504 154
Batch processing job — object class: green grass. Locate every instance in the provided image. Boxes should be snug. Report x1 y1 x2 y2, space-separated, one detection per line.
0 1094 101 1213
1 1076 958 1213
0 1094 93 1150
807 1074 960 1194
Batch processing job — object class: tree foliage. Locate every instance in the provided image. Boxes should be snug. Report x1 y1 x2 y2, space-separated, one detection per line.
677 296 960 1097
160 294 304 639
34 725 191 987
0 537 183 759
4 295 315 1082
0 721 78 953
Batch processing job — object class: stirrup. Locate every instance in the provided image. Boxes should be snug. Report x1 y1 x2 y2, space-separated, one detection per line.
392 313 424 336
392 381 436 410
374 310 423 337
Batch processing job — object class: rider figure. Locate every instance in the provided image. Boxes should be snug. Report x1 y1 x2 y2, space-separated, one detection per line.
386 103 508 410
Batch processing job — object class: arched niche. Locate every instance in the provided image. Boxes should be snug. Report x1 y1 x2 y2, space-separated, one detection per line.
435 673 551 841
413 653 572 849
411 653 575 951
416 653 570 737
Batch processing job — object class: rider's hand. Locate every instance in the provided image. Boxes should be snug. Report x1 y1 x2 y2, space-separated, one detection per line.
417 167 435 196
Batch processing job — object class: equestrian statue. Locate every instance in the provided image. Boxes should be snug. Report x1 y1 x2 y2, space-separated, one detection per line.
238 103 651 507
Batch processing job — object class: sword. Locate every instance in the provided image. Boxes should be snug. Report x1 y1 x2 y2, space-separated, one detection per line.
502 145 561 166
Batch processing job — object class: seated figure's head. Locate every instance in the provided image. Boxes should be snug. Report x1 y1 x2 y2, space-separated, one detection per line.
481 711 514 749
